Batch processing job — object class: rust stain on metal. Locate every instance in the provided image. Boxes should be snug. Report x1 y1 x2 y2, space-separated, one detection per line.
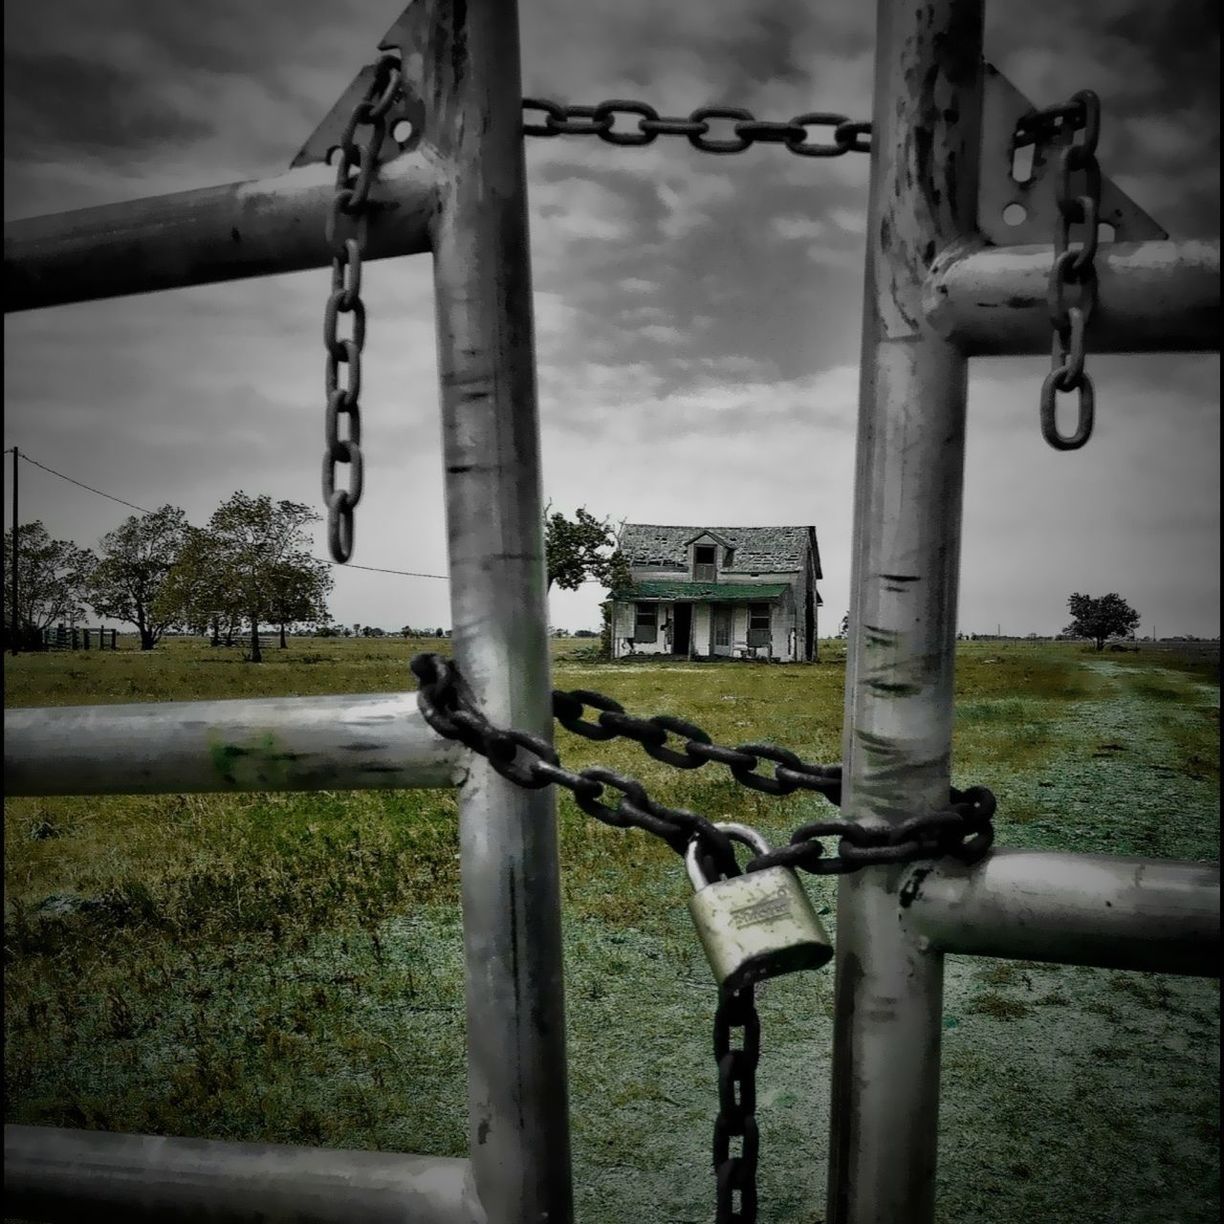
899 866 932 909
863 623 899 649
451 0 468 83
866 677 922 698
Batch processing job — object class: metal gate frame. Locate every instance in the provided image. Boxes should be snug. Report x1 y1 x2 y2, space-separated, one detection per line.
3 1 1219 1221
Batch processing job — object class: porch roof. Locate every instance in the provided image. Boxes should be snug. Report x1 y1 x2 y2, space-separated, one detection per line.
624 581 789 602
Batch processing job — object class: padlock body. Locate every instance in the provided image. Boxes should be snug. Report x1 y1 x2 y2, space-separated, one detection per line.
688 865 833 993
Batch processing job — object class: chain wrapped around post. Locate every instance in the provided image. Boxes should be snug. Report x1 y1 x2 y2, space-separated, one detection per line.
412 653 996 876
522 98 871 157
412 652 995 1223
1016 91 1102 451
321 53 402 562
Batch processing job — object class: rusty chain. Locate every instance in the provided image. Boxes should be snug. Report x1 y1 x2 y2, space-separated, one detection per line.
317 83 865 565
321 52 402 562
522 97 871 156
714 983 760 1223
1020 91 1102 451
412 653 996 878
413 651 994 1224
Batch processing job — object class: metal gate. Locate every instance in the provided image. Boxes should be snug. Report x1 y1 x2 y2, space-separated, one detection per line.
4 1 1219 1221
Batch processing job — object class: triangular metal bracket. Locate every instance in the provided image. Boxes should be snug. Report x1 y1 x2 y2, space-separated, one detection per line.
289 4 427 170
978 62 1167 246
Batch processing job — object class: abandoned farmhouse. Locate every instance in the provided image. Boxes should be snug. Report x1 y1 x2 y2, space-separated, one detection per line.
610 524 822 662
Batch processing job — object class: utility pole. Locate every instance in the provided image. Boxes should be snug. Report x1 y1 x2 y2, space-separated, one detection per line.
9 446 17 656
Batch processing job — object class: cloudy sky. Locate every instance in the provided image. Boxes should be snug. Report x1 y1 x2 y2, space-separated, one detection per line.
4 0 1219 639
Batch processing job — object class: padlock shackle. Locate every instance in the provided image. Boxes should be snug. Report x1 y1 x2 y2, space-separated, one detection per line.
685 821 770 889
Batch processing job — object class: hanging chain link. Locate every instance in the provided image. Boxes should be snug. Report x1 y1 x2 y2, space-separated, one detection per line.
714 984 760 1223
522 98 871 157
1022 91 1102 451
321 52 403 562
317 84 865 562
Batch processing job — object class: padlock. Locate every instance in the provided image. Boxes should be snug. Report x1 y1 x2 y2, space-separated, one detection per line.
687 822 833 993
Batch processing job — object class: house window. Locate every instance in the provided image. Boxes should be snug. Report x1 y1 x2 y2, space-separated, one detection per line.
748 603 771 648
635 603 658 644
693 544 716 582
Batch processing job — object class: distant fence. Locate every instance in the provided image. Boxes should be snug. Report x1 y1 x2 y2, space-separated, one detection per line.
40 625 117 651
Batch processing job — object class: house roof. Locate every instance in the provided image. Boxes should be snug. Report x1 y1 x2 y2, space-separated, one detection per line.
683 528 736 549
619 524 821 576
624 581 790 602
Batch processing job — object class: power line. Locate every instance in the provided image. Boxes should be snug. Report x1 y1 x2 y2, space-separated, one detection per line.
19 452 153 515
335 560 448 579
12 449 450 580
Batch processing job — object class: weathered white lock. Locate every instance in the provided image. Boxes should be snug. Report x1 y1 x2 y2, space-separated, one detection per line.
687 822 833 993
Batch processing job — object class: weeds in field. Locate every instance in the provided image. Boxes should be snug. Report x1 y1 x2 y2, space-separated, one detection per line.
3 637 1219 1222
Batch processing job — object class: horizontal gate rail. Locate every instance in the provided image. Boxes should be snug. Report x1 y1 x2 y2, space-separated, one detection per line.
3 693 466 796
3 1125 483 1224
898 850 1220 976
2 158 438 313
927 238 1220 356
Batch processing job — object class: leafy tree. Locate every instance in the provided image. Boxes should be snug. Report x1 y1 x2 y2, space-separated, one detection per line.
86 506 188 650
156 494 331 663
1064 592 1141 651
267 554 332 647
545 506 619 591
3 521 96 648
153 530 226 642
839 611 849 638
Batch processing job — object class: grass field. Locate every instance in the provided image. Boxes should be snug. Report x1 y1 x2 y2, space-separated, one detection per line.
4 636 1219 1223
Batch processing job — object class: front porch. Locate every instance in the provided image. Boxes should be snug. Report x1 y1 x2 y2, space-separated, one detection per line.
614 582 798 662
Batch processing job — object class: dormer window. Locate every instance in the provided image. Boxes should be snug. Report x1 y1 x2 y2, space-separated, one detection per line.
693 544 716 581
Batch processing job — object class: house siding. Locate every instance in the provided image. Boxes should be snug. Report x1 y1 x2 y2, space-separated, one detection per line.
612 525 820 662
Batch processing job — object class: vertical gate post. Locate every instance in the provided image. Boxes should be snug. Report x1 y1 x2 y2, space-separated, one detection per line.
419 1 572 1220
9 446 18 654
829 2 985 1221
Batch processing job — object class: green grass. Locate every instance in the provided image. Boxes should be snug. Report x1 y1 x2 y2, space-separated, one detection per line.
4 637 1219 1223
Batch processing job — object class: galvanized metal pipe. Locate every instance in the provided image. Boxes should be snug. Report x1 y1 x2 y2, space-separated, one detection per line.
926 238 1221 356
3 155 439 312
899 850 1221 976
417 0 574 1218
4 1125 484 1223
3 693 466 795
831 2 984 1221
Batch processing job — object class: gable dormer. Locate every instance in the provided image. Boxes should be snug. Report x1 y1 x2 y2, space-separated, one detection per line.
684 529 735 581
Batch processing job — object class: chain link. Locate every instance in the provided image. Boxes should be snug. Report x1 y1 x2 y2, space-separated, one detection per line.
1023 90 1101 451
522 98 871 157
413 652 996 876
714 984 760 1223
321 52 402 562
414 652 996 1224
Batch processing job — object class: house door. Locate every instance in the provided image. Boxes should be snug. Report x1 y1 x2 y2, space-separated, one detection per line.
805 586 816 661
673 603 692 656
712 605 733 656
